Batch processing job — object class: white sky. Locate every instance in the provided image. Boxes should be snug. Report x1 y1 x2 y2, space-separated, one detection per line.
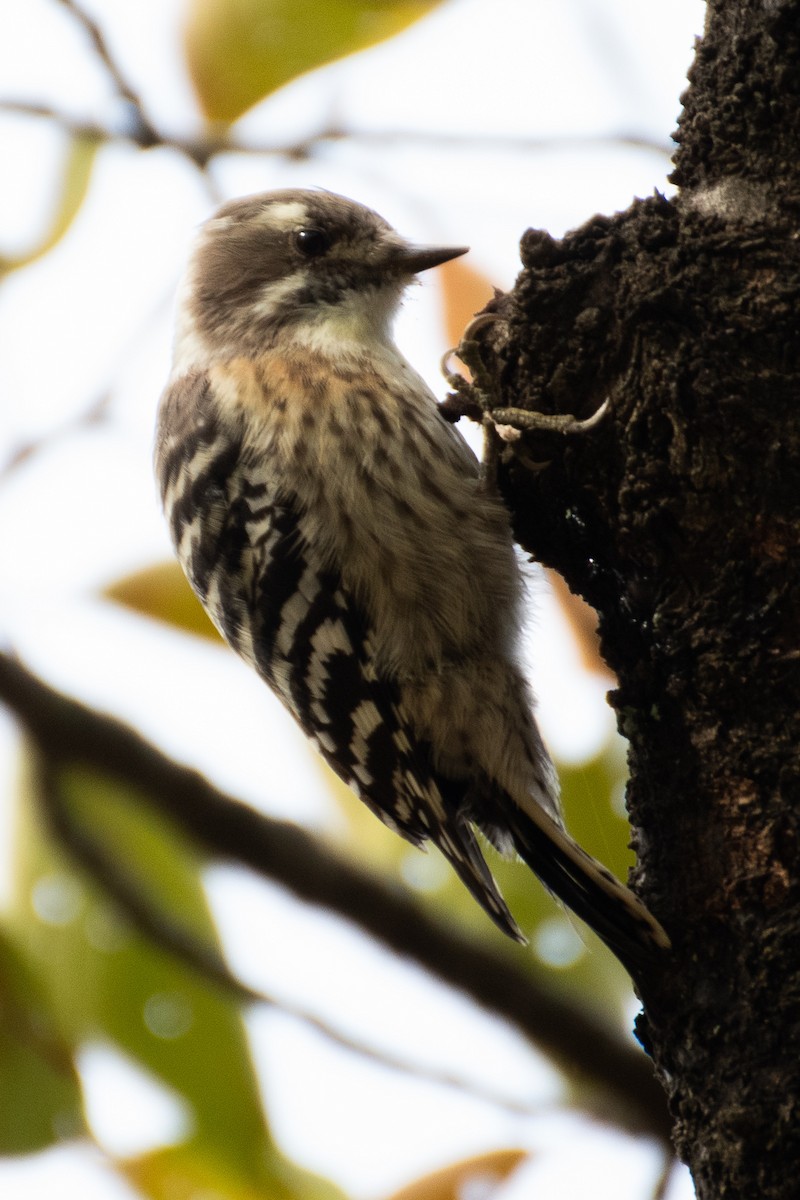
0 0 704 1197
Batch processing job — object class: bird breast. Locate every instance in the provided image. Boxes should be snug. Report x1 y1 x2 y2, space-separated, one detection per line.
210 344 524 681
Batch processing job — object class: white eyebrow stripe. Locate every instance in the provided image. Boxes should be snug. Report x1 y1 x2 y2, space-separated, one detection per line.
260 201 308 227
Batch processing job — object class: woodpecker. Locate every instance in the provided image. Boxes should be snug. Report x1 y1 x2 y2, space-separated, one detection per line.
155 189 669 971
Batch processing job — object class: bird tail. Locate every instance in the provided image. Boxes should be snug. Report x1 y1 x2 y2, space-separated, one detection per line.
435 821 526 944
502 799 670 970
431 778 669 971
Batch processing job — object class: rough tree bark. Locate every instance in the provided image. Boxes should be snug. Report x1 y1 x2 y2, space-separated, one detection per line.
466 2 800 1196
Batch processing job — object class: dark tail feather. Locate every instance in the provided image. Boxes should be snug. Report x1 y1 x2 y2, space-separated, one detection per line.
502 802 670 971
435 822 526 943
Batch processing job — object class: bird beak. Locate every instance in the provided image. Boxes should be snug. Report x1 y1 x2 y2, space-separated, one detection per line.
386 243 469 275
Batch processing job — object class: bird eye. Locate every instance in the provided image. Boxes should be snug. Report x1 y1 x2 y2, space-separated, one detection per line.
294 228 332 258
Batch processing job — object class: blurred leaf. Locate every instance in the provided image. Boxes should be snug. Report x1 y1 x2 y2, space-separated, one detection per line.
8 751 342 1197
125 1140 344 1200
11 757 263 1171
0 135 97 276
438 255 495 364
559 747 632 876
105 560 221 642
326 737 635 1013
0 926 84 1154
386 1149 528 1200
184 0 447 123
546 570 612 679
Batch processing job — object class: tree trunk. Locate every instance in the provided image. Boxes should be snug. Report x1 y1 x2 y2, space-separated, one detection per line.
472 2 800 1195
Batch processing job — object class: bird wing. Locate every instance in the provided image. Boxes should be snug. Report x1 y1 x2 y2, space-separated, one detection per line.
242 488 523 940
157 371 522 940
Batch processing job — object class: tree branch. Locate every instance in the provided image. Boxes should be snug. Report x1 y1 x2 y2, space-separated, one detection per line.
54 0 160 146
0 100 671 169
33 753 551 1117
0 650 670 1142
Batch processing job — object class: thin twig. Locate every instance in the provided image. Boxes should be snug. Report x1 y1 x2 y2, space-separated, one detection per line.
651 1149 680 1200
244 125 674 162
0 392 110 481
53 0 160 145
0 99 673 168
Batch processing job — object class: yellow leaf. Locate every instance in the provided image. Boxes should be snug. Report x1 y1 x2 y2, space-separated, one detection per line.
125 1141 344 1200
438 256 495 363
385 1149 528 1200
184 0 447 124
104 561 221 642
0 134 97 275
546 569 613 680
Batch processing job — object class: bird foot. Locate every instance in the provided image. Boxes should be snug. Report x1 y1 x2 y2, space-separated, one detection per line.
442 313 608 437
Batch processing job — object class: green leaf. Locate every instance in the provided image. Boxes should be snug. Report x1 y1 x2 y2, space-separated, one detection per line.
183 0 448 123
328 738 635 1012
8 751 343 1198
0 926 84 1154
124 1141 343 1200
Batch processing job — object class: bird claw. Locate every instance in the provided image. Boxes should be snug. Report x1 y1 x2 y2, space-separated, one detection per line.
443 314 609 437
443 313 609 485
441 312 500 392
489 398 609 437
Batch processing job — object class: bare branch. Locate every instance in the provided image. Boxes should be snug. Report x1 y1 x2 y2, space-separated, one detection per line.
33 755 549 1117
0 100 672 169
35 754 261 1003
651 1152 680 1200
0 391 110 481
53 0 160 146
0 650 671 1142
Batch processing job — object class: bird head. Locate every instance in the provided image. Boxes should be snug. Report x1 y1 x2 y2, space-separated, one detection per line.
180 189 468 360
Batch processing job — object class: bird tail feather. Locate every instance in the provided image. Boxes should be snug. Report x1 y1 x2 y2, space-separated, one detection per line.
435 822 526 943
503 800 670 969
